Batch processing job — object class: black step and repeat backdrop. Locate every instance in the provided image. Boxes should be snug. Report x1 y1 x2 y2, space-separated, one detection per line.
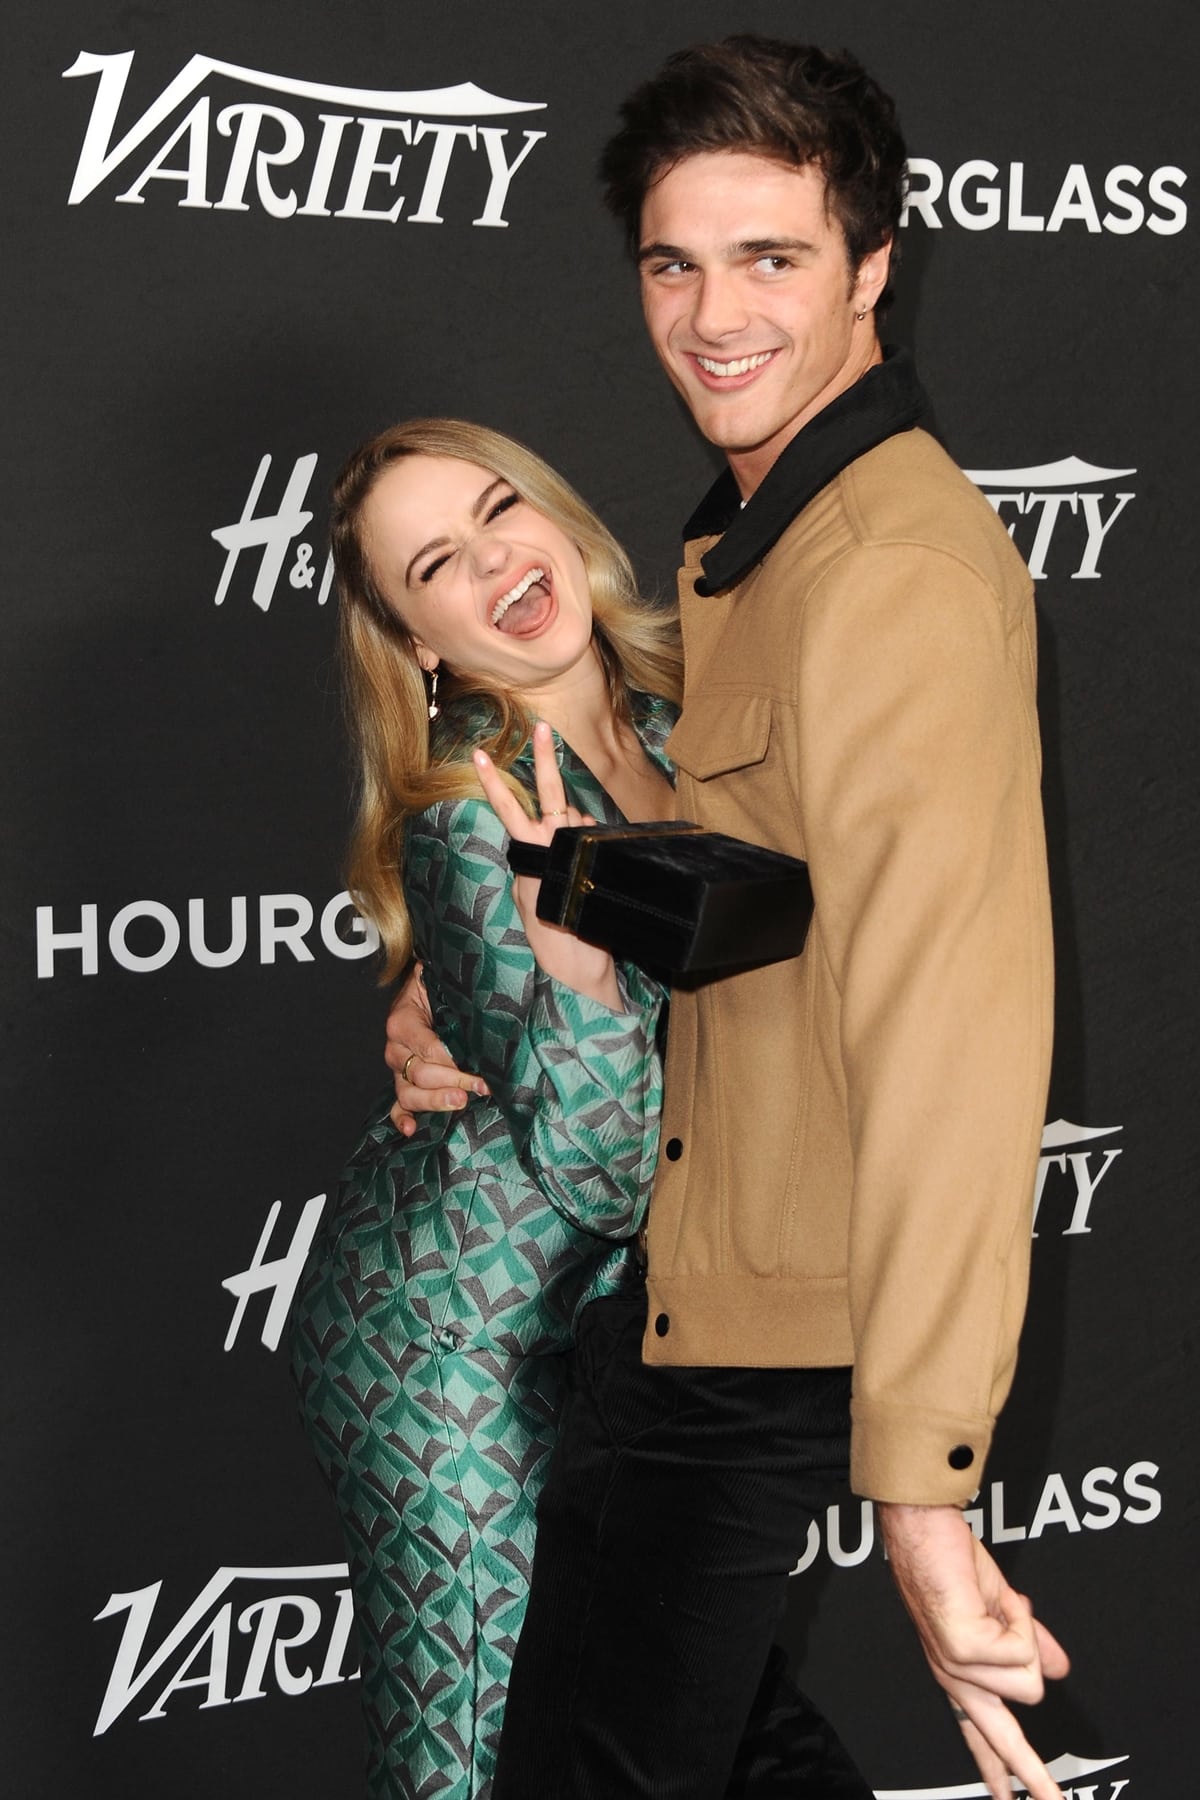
3 1 1196 1794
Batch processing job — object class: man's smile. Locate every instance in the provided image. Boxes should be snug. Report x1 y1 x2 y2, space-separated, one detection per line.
691 349 778 381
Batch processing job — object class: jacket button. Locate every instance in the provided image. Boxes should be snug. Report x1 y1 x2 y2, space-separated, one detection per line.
665 1137 683 1161
947 1444 974 1471
654 1313 670 1337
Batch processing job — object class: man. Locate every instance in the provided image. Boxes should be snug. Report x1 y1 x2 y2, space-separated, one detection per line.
387 36 1067 1800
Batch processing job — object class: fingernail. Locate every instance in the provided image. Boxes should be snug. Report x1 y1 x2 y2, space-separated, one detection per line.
473 1081 490 1097
474 749 490 767
447 1091 467 1109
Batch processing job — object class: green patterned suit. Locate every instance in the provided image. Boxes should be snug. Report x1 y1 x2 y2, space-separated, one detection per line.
290 695 674 1798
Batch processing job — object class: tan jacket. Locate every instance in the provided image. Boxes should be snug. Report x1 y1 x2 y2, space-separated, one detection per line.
644 402 1053 1506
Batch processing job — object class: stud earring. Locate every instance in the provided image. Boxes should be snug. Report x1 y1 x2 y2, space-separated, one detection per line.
854 308 869 321
427 668 440 721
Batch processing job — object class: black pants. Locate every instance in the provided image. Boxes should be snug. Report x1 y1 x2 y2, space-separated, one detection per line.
493 1289 875 1799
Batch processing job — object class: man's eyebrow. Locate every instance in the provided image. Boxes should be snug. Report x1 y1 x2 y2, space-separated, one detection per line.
637 237 819 266
637 240 690 266
403 477 507 585
732 237 818 257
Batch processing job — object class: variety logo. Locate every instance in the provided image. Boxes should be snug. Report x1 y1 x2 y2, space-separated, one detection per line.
903 156 1186 234
223 1196 327 1352
874 1750 1130 1799
35 890 378 977
1034 1118 1123 1237
212 452 332 612
964 457 1135 582
93 1563 356 1734
791 1459 1160 1575
63 50 546 226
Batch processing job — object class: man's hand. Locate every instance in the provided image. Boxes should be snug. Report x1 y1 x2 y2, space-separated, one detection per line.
385 962 488 1135
878 1502 1070 1800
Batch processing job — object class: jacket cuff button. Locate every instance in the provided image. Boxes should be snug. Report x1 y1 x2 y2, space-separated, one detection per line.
654 1312 670 1337
665 1137 683 1161
947 1444 974 1471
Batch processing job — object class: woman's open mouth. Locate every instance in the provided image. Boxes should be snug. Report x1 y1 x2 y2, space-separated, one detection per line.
490 566 556 636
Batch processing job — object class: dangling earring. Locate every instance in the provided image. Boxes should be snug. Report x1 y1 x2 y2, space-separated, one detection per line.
426 668 440 721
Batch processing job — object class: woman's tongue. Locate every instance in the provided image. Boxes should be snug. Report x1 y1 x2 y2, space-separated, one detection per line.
496 579 553 636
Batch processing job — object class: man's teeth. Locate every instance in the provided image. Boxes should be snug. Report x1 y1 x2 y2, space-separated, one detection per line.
695 351 775 377
491 567 546 626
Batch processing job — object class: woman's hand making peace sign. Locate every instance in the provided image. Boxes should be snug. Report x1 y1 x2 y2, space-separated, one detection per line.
474 720 623 1012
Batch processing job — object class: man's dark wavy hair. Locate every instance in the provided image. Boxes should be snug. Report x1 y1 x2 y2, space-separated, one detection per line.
599 35 908 308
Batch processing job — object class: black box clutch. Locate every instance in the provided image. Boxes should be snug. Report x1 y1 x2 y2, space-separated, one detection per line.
506 821 813 976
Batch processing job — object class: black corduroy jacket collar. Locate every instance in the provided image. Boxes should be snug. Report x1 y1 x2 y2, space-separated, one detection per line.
684 347 931 597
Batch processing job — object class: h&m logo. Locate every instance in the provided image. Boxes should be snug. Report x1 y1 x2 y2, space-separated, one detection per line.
964 458 1135 582
222 1197 326 1354
211 452 331 613
63 51 545 226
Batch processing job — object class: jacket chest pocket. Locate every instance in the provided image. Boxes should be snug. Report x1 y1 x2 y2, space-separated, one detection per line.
666 696 793 849
668 693 770 778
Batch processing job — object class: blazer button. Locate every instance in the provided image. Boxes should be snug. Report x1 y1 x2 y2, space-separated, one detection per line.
654 1313 670 1337
947 1444 974 1471
665 1138 683 1161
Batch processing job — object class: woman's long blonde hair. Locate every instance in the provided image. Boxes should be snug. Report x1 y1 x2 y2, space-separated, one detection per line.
334 418 683 981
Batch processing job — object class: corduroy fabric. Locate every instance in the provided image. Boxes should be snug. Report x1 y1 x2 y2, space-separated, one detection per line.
492 1289 874 1800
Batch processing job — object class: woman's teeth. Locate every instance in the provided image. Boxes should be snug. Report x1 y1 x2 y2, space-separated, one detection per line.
695 350 774 376
491 567 546 626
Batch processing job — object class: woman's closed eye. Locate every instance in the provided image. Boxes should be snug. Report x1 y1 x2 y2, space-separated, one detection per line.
486 490 520 524
418 551 453 584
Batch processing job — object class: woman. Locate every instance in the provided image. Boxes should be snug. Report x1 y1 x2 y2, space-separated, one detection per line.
289 419 680 1799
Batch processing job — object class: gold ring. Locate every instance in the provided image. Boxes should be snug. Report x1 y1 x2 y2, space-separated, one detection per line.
401 1051 419 1084
545 808 567 817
